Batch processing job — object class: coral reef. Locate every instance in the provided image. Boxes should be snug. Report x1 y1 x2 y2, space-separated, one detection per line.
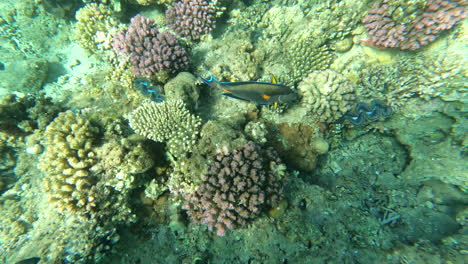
163 72 200 108
183 141 287 236
357 52 466 108
298 69 356 123
362 0 467 50
288 38 335 84
38 111 99 214
193 29 260 81
166 0 220 41
342 100 393 126
129 100 202 158
271 123 328 172
131 0 174 5
112 15 189 79
74 3 118 53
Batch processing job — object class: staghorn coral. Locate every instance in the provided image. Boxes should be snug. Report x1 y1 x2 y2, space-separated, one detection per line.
298 70 356 123
166 0 222 41
129 100 202 158
362 0 467 50
74 3 118 53
38 111 99 214
183 141 287 236
112 15 189 79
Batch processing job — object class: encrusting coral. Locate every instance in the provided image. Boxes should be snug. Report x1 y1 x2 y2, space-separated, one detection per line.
298 69 356 123
183 141 288 236
129 100 202 158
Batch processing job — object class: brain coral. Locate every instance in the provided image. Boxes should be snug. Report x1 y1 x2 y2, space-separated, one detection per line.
298 70 356 123
129 100 202 158
166 0 219 41
38 111 99 214
183 141 287 236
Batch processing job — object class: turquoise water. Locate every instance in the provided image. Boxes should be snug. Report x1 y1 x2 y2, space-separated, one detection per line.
0 1 466 263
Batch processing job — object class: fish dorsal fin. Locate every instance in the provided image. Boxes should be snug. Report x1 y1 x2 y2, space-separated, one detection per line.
271 75 278 84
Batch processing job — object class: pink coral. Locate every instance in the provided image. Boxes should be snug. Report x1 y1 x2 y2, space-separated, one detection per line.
183 142 287 236
362 0 467 50
112 15 189 77
166 0 217 41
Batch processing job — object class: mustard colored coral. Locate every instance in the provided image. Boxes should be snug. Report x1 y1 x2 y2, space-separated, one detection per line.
74 3 118 52
38 111 99 214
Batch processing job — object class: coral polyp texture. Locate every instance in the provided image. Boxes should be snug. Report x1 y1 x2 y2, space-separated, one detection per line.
166 0 218 41
129 100 202 158
74 3 118 53
298 70 356 123
362 0 467 50
112 15 189 77
38 111 99 214
183 141 288 236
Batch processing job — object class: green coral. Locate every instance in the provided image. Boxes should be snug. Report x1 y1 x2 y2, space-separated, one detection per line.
129 100 202 158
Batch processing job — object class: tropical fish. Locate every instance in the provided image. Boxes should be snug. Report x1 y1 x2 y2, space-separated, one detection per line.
199 75 297 107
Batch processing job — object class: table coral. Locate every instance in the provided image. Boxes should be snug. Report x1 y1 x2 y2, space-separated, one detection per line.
129 100 202 158
112 15 189 78
298 69 356 123
362 0 467 50
183 141 288 236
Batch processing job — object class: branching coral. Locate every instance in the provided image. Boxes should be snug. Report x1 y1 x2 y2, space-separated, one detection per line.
298 70 356 123
166 0 222 41
362 0 467 50
39 111 99 214
74 3 118 53
129 100 202 158
183 141 287 236
356 52 466 108
112 15 189 78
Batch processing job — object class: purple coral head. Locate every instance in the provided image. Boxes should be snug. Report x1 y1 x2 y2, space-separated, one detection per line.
362 0 467 50
183 141 287 236
166 0 217 41
112 14 189 77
